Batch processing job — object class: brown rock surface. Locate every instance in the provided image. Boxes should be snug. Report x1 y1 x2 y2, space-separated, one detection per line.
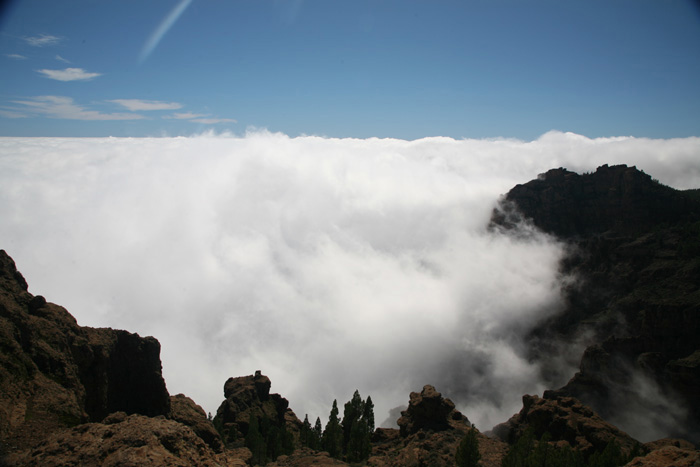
169 393 223 452
267 447 350 466
368 426 507 467
625 438 699 467
0 250 170 455
5 413 249 467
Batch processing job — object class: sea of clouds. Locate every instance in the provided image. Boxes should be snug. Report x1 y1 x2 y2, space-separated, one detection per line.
1 130 699 433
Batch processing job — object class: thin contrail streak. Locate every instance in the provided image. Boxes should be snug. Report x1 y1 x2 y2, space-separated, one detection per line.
139 0 194 63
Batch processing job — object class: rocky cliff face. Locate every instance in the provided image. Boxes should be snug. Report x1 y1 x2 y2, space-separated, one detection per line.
491 164 700 441
0 249 242 465
0 249 170 453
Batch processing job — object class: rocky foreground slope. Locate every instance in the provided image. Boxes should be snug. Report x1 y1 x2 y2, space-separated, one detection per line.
1 164 699 466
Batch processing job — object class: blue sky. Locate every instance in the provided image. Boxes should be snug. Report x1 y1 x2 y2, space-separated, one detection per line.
1 0 699 139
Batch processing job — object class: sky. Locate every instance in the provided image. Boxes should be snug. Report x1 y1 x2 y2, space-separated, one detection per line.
1 132 699 440
1 0 699 139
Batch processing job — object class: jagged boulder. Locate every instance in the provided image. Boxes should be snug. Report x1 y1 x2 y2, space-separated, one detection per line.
491 393 640 457
397 385 469 437
214 371 302 447
0 250 171 455
361 385 493 467
169 394 223 452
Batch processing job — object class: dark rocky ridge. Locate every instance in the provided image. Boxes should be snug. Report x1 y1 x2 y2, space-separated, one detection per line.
0 249 170 453
491 164 700 441
491 164 700 238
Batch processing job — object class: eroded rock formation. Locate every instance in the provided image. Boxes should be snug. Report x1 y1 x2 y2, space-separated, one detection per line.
0 250 170 454
214 371 303 448
396 384 469 437
366 384 507 467
491 393 639 457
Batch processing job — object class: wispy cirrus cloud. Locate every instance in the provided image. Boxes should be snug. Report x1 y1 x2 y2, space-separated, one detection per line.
164 112 209 120
10 95 144 120
55 55 70 63
163 112 237 124
0 109 29 118
109 99 182 111
6 54 27 60
24 34 62 47
190 117 237 124
37 67 102 81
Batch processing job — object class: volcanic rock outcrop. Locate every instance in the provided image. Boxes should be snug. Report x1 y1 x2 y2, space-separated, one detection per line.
368 384 509 467
0 249 170 454
214 371 303 448
491 393 640 457
396 384 470 436
491 164 700 441
0 250 239 466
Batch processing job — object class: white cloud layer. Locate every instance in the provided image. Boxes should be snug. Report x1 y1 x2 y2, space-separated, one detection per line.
0 131 698 431
10 96 144 120
37 67 102 81
109 99 183 111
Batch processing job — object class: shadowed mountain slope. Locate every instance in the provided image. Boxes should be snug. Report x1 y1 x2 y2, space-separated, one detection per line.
492 164 700 442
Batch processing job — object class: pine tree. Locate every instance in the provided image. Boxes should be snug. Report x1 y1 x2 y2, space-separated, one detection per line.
342 390 364 449
588 440 625 467
364 396 375 433
528 431 551 467
346 417 370 463
312 417 323 450
322 400 343 458
455 428 481 467
501 427 535 467
341 390 374 463
301 414 312 447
